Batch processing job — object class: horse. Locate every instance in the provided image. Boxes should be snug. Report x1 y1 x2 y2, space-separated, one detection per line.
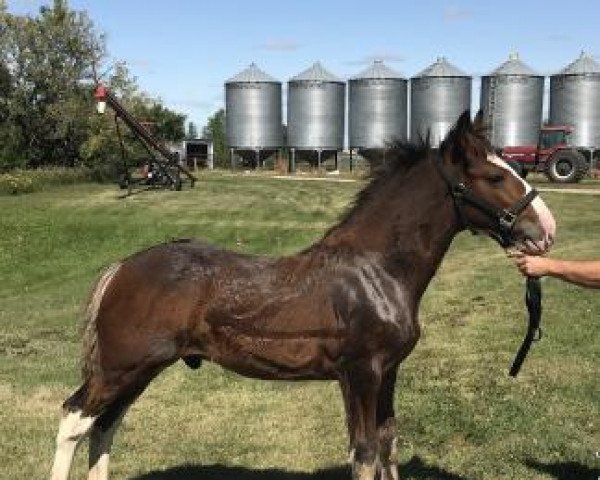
49 111 556 480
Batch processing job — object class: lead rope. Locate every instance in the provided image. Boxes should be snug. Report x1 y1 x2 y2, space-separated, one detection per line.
509 276 543 376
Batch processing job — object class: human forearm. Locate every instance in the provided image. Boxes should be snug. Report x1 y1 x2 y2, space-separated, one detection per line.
545 260 600 288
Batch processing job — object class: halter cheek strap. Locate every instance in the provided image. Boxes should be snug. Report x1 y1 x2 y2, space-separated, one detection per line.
452 183 539 247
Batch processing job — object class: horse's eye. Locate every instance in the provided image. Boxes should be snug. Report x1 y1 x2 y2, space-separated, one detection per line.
487 174 504 185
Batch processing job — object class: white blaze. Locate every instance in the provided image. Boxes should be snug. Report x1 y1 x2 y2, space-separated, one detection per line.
487 154 556 251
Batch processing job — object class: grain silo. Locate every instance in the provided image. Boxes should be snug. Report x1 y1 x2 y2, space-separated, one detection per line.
225 63 282 167
410 57 472 146
349 60 407 164
480 53 544 148
287 62 345 170
550 52 600 148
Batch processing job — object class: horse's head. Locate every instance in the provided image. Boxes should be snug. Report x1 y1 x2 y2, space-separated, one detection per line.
439 110 556 255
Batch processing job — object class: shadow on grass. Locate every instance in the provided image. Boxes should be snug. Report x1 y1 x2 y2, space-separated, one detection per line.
131 455 467 480
524 458 599 480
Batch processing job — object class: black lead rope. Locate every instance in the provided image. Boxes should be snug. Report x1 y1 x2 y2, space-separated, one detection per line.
509 276 543 376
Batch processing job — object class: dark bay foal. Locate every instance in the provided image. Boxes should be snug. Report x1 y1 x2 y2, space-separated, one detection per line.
50 111 555 480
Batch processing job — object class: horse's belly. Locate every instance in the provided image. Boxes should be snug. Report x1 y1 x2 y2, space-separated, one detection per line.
209 334 341 380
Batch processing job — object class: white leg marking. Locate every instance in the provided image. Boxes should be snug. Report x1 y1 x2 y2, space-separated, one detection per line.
50 410 96 480
352 458 377 480
88 410 127 480
348 447 356 463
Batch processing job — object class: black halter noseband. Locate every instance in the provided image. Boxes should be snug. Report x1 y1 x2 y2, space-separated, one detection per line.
435 154 543 377
435 154 538 248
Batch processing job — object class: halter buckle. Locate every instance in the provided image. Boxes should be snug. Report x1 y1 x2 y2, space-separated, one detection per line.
452 183 467 197
499 210 516 230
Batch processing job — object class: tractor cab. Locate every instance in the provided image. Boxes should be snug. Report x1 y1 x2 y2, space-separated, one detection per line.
539 126 573 151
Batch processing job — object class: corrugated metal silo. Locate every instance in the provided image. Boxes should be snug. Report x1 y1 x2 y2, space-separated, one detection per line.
550 52 600 148
225 63 282 156
349 60 407 149
480 53 544 147
410 57 472 146
287 62 345 150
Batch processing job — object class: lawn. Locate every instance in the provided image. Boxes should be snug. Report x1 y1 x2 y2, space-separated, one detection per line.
0 173 598 480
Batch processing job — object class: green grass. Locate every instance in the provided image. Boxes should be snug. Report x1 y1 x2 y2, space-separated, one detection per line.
0 166 96 195
0 173 598 480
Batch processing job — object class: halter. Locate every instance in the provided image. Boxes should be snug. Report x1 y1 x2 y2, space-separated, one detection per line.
435 154 543 377
435 154 539 247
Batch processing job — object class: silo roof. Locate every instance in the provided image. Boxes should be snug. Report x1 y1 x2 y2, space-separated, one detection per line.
413 57 468 78
488 53 540 76
290 62 343 83
557 51 600 75
226 63 279 83
351 60 405 80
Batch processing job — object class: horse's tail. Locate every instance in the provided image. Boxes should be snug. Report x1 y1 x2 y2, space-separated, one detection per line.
80 263 122 380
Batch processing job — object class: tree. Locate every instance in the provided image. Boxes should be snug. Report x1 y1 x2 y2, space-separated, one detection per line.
0 59 20 168
203 109 227 165
0 0 107 167
0 1 187 176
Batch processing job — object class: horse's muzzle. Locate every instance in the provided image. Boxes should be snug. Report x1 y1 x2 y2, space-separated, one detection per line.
511 232 554 256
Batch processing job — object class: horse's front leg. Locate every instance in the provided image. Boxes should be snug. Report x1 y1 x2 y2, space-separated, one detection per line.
340 365 382 480
376 366 399 480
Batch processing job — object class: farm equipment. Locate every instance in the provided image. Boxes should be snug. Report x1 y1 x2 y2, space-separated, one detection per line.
500 126 592 183
94 85 196 193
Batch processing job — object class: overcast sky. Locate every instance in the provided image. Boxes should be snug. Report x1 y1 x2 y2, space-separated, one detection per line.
7 0 600 129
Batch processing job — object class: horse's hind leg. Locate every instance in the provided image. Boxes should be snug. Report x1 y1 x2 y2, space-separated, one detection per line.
51 361 170 480
85 363 172 480
50 384 97 480
88 401 130 480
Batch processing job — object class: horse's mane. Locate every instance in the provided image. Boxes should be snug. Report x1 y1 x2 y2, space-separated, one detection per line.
317 114 492 248
353 136 432 210
356 119 490 212
313 137 432 245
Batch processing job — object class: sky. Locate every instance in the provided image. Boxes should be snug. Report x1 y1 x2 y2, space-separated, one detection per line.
7 0 600 130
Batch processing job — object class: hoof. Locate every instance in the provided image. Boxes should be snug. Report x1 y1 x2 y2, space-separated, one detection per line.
380 464 399 480
352 461 377 480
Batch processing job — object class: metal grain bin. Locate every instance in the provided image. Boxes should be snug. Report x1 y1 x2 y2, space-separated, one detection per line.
225 63 282 149
287 62 345 150
480 53 544 147
550 52 600 148
349 60 407 149
410 57 471 146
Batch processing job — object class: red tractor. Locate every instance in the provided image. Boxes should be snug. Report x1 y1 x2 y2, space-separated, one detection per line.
500 126 589 183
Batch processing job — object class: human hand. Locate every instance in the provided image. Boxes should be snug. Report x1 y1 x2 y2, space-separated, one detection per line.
507 251 551 278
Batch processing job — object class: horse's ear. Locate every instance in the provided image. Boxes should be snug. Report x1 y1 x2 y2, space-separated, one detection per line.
441 109 471 154
455 110 472 134
473 109 485 130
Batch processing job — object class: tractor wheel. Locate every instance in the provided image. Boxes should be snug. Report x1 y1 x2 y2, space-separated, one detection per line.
545 150 587 183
